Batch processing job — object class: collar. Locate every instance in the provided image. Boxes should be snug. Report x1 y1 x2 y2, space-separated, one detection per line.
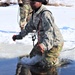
33 5 46 15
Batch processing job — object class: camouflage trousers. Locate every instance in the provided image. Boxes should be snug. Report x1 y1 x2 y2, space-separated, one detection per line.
30 44 63 66
15 44 63 75
30 65 58 75
44 44 63 66
19 4 32 30
15 63 58 75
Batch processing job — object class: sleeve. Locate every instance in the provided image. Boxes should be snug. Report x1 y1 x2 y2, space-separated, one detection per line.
19 18 33 37
40 11 54 50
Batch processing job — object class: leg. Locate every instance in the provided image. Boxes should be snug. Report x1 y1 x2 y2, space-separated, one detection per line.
15 62 31 75
19 5 26 30
30 66 58 75
19 4 32 30
15 63 22 75
19 66 31 75
45 45 63 66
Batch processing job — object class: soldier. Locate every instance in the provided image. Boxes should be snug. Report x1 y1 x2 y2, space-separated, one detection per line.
12 0 64 75
18 0 32 30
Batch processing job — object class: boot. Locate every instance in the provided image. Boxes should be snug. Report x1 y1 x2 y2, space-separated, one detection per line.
19 66 31 75
15 63 22 75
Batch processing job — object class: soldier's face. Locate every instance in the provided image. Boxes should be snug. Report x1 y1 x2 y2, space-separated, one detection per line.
30 1 42 10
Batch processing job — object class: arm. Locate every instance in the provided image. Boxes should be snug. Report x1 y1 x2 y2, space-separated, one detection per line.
40 11 54 51
20 20 34 37
12 18 33 41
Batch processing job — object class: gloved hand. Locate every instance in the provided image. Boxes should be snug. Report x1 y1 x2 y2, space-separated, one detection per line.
34 44 44 56
12 35 22 41
37 44 44 54
30 44 44 57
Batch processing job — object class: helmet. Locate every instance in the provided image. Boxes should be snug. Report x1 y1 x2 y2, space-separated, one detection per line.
30 0 49 5
42 0 49 5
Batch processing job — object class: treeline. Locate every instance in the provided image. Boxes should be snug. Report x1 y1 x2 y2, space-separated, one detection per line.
0 0 73 7
0 0 17 6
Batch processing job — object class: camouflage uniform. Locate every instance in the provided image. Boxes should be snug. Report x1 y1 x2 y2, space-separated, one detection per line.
30 65 58 75
18 0 32 30
19 5 64 66
15 4 64 75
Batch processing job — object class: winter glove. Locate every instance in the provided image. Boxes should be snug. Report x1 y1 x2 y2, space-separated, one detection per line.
35 44 44 55
30 44 44 57
12 35 22 41
37 44 44 54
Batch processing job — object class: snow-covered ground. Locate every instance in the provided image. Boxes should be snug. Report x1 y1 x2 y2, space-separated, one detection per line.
0 0 75 5
0 4 75 75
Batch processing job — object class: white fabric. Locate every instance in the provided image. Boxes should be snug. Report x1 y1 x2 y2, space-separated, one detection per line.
20 55 43 65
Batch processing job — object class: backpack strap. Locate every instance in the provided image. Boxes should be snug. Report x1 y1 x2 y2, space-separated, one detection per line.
37 10 52 44
40 10 52 15
37 10 52 30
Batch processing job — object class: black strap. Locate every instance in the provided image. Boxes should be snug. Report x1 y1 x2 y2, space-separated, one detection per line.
37 10 52 30
40 10 52 15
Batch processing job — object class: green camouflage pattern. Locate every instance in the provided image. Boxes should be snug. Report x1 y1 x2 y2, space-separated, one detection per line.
20 5 64 50
15 63 31 75
30 43 63 66
19 5 64 66
15 62 58 75
18 0 32 30
30 65 58 75
20 4 32 30
15 3 64 75
44 44 63 66
18 0 30 4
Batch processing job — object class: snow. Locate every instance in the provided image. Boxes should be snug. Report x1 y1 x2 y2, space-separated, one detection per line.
0 4 75 75
49 0 75 5
0 0 18 3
